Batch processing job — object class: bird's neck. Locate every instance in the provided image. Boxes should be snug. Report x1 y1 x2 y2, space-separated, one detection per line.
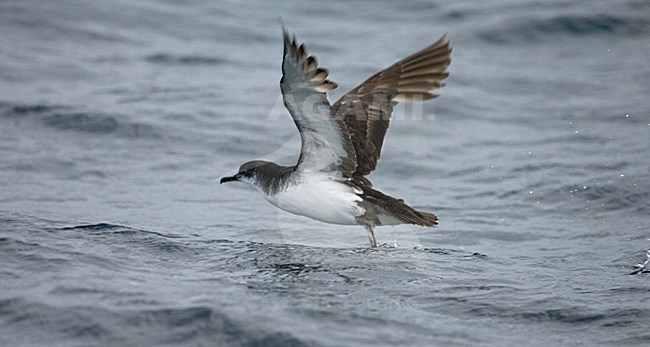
252 164 296 196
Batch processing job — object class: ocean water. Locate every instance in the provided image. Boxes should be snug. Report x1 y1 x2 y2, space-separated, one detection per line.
1 0 650 345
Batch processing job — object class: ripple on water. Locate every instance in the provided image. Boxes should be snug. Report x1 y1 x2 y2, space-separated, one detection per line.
1 103 160 139
0 297 309 346
480 14 650 44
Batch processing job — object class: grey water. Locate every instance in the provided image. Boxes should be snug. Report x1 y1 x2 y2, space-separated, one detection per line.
1 0 650 345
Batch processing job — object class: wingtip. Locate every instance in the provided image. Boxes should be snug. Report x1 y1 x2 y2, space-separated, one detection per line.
277 17 287 34
279 19 293 54
430 33 451 54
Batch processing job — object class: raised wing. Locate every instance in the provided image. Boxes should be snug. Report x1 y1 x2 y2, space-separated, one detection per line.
333 35 451 179
280 27 357 174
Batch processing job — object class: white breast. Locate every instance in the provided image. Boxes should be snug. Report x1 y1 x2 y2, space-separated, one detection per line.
263 171 364 225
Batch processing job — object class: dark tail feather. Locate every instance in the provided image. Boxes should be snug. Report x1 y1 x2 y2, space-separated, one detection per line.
383 203 438 227
358 184 438 227
415 210 438 227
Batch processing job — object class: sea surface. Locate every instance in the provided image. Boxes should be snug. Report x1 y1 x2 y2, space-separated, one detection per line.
1 0 650 345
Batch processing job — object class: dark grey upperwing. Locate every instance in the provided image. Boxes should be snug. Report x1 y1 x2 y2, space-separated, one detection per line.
280 27 357 175
333 35 451 181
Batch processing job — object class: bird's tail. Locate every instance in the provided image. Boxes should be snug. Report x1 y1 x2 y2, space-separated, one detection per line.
414 210 438 227
358 185 438 227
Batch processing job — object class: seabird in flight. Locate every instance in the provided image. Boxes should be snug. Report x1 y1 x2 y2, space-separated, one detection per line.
221 26 451 247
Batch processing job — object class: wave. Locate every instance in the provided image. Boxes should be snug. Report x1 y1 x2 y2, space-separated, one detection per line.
0 103 160 139
480 14 650 44
60 223 184 239
533 180 650 214
0 298 308 346
145 53 229 66
59 223 192 255
466 301 650 327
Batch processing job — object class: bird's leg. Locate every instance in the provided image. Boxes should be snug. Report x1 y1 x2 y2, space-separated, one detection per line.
364 225 377 248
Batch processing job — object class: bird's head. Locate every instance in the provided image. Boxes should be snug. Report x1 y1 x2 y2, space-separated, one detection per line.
220 160 272 185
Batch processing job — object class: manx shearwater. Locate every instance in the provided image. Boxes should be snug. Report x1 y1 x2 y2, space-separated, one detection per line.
221 26 451 247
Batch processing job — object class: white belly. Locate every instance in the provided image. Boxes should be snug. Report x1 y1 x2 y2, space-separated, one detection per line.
264 173 364 225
